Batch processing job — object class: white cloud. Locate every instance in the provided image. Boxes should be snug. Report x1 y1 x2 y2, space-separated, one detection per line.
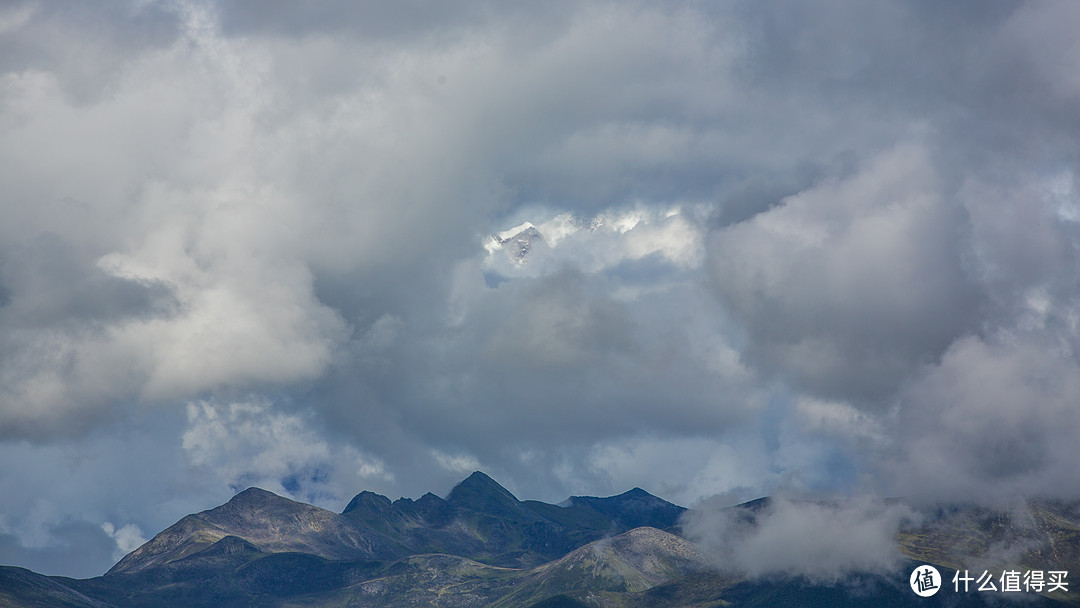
794 398 887 444
483 205 707 283
182 398 390 505
588 436 774 507
683 497 917 582
101 522 147 562
99 247 347 400
431 450 483 475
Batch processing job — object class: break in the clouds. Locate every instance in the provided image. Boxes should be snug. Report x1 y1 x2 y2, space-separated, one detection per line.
1 0 1079 579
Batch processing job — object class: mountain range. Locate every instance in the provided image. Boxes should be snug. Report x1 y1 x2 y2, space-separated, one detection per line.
0 472 1076 607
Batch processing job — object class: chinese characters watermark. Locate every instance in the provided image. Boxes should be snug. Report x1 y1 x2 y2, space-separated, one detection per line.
911 566 1069 597
952 569 1068 594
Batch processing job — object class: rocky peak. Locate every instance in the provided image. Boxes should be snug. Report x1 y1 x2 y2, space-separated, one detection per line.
343 490 393 515
568 487 686 531
446 471 523 519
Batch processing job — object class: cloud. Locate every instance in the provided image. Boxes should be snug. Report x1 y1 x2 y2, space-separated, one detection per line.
0 2 350 437
887 335 1080 504
586 436 772 507
182 398 391 505
0 0 741 440
0 1 182 104
306 202 762 481
683 497 918 583
101 522 147 563
708 142 982 404
431 450 483 476
997 0 1080 101
483 206 707 279
3 0 1080 580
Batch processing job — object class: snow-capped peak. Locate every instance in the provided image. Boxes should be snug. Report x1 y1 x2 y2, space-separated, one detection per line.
485 221 547 264
495 221 537 242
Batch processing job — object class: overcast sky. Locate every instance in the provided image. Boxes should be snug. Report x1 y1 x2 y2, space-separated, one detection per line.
1 0 1079 579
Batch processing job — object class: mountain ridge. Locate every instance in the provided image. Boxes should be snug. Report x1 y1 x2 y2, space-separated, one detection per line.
334 470 687 570
110 471 686 577
3 473 1079 607
108 485 401 576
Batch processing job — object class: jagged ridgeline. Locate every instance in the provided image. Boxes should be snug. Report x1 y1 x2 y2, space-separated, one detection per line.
108 470 685 576
0 472 1076 607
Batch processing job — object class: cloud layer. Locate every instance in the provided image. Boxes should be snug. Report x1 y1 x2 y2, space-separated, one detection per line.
1 0 1079 578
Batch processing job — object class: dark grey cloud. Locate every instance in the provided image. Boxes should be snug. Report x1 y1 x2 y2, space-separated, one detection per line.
214 0 574 44
888 335 1080 504
1 0 1079 579
708 143 985 403
0 233 176 329
0 234 178 438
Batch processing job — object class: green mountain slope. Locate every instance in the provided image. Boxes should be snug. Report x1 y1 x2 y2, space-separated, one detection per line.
491 527 710 607
898 500 1080 605
0 568 113 608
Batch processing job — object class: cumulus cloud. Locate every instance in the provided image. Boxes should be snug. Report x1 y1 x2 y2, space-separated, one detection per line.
182 398 391 505
709 142 982 404
0 2 350 437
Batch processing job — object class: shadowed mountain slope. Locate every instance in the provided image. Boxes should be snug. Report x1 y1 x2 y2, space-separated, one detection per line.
0 567 113 608
340 471 683 568
565 487 687 532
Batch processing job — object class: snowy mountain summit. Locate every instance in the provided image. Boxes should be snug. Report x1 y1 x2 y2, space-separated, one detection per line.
485 221 548 264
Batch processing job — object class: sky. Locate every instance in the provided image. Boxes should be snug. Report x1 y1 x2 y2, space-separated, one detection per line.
1 0 1079 579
